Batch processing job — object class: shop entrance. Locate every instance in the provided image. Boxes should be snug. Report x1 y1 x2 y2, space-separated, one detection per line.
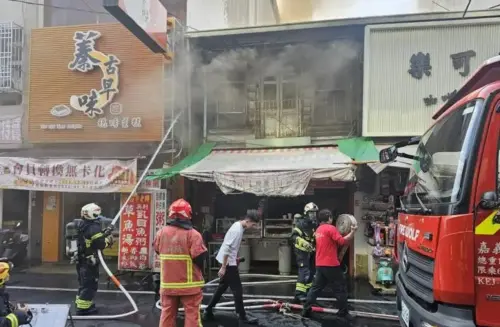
209 187 353 275
2 189 29 229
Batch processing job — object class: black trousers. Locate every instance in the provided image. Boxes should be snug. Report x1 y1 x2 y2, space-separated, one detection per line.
303 266 348 314
76 262 99 310
206 266 246 318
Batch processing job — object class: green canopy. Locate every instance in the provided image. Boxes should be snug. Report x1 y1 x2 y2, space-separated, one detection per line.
145 142 215 180
337 137 379 162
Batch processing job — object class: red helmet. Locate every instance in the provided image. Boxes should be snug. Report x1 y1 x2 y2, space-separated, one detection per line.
168 199 192 220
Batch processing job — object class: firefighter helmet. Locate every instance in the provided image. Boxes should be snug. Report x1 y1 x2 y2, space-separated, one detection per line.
0 262 13 285
81 203 102 220
304 202 318 214
168 199 192 220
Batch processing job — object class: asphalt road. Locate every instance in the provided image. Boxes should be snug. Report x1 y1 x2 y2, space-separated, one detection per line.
6 272 400 327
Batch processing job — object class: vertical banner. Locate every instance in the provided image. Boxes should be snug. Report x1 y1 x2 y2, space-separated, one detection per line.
118 193 153 271
152 190 167 272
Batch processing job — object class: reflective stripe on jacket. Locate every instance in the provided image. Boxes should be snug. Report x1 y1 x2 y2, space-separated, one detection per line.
155 225 206 296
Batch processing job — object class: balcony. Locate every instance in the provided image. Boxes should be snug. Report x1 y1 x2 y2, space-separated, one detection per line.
0 22 23 93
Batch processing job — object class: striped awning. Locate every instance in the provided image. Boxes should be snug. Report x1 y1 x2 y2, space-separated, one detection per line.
181 146 355 197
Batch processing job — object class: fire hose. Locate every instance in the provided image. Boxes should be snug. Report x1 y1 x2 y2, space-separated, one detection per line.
56 110 398 322
153 256 398 321
154 277 399 322
70 111 184 321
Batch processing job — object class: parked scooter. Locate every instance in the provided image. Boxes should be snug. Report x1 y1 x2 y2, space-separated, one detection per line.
0 221 29 267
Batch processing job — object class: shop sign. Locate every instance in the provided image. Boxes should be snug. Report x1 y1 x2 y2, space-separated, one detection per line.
103 0 168 54
364 20 500 136
0 158 137 192
119 193 152 271
48 30 143 130
138 169 162 190
213 170 313 197
153 190 167 272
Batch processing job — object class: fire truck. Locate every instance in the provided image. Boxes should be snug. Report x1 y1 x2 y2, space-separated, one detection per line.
380 56 500 327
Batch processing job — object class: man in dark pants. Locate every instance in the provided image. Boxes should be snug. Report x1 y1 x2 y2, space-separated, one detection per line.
302 209 357 321
203 210 260 325
74 203 113 315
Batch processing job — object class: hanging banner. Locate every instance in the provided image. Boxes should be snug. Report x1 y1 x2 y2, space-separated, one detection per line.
0 158 137 192
152 190 167 272
118 193 153 271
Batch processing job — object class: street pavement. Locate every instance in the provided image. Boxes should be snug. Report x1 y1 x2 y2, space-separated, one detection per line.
6 271 400 327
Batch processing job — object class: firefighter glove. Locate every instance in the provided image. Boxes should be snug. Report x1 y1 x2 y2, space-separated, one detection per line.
105 235 114 248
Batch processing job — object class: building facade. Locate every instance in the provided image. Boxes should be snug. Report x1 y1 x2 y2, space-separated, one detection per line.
363 17 500 136
19 23 167 263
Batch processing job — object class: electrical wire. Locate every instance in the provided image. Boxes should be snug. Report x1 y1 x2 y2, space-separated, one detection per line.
463 0 472 17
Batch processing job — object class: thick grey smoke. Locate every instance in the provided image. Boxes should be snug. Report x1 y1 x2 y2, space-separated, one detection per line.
195 40 360 98
172 40 361 149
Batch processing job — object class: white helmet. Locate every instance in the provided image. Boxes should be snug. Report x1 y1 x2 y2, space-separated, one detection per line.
304 202 318 214
81 203 102 220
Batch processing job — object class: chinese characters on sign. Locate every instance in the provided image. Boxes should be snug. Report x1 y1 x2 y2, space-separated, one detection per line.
97 116 142 129
477 241 500 276
119 193 152 271
68 30 121 119
153 190 167 271
46 30 146 132
0 158 137 192
450 50 476 77
407 49 483 106
408 52 432 79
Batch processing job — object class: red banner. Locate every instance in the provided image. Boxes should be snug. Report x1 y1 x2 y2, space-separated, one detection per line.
119 193 152 270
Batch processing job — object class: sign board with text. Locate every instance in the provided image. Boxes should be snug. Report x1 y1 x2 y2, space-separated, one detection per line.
118 190 167 272
28 24 164 143
363 18 500 137
0 158 137 192
103 0 168 54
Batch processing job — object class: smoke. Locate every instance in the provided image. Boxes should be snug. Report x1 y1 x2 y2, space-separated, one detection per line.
170 40 360 149
188 40 360 115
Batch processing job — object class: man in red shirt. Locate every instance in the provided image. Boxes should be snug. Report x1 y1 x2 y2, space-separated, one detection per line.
301 209 357 321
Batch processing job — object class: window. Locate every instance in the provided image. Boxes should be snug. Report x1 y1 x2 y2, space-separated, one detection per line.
402 99 482 207
313 89 346 125
215 82 247 129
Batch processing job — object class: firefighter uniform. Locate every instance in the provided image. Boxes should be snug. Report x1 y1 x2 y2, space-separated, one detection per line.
291 218 316 302
75 203 113 315
291 202 319 302
0 262 31 326
154 199 208 327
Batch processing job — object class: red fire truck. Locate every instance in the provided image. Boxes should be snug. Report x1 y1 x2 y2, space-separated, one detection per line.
380 56 500 327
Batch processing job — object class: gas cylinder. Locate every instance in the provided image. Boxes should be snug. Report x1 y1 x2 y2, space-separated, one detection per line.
65 219 83 258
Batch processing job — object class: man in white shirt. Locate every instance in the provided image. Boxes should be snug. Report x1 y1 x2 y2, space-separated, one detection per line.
203 210 260 325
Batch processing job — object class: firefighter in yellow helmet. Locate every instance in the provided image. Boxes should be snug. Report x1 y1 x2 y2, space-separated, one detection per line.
0 261 32 326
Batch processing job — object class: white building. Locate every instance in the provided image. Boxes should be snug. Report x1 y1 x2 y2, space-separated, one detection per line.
0 0 43 148
187 0 500 31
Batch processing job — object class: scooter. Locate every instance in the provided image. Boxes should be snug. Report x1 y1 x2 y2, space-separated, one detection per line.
0 221 29 267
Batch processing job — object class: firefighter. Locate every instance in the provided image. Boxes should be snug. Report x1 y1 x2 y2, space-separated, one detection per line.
75 203 113 315
154 199 208 327
0 262 32 326
291 202 318 303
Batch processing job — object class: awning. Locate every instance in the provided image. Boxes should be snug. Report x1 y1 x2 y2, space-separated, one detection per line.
368 144 418 174
181 146 355 197
146 142 216 180
337 137 379 162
